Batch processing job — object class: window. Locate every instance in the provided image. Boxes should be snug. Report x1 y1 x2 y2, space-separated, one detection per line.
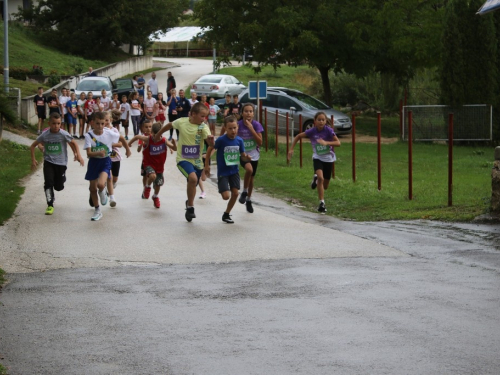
277 96 296 110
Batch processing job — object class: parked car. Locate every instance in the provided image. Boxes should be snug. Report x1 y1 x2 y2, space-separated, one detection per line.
112 78 135 99
191 74 246 99
217 87 353 135
75 77 113 98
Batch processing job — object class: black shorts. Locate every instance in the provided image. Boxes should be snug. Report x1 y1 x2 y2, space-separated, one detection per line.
37 108 46 120
240 159 259 177
43 161 67 191
218 173 240 193
121 119 129 128
111 160 120 177
313 159 333 180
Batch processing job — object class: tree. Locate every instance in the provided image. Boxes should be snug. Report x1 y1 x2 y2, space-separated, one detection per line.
0 88 18 142
17 0 187 59
195 0 369 105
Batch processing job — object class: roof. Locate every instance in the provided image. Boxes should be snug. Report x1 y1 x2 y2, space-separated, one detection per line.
151 27 206 43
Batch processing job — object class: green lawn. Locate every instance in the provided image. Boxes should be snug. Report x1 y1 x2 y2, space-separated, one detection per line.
0 140 42 225
254 140 492 221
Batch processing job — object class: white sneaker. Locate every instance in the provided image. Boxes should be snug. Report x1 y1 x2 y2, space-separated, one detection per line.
110 196 116 208
199 191 206 199
99 188 108 206
91 210 103 221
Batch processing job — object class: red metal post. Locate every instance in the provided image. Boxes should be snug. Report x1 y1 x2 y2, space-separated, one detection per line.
408 111 413 201
264 109 268 152
352 114 356 182
377 112 382 190
275 110 279 157
448 113 453 207
299 114 303 168
286 112 289 159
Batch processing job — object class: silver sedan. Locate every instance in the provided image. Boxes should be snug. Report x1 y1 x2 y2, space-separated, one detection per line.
191 74 246 99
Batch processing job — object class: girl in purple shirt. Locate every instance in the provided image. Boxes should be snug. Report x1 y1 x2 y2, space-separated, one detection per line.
288 111 341 213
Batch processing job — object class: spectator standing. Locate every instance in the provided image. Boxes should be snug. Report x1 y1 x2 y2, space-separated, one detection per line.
87 67 97 77
137 74 146 98
146 72 159 100
166 72 176 99
33 87 47 135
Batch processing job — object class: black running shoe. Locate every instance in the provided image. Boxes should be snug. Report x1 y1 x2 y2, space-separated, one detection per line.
239 191 248 204
317 202 327 213
246 200 254 213
185 200 196 222
222 212 234 224
311 174 318 189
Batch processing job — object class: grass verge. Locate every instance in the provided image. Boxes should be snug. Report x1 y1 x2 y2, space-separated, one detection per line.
0 140 42 225
254 140 492 221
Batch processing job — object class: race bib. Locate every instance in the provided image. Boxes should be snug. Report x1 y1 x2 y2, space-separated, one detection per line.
224 146 240 166
181 145 200 159
46 142 62 155
71 107 77 114
315 143 330 155
91 144 110 157
150 142 166 156
37 100 44 106
244 139 256 151
210 108 216 116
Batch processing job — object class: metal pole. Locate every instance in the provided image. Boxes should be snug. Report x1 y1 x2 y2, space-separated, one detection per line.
448 113 453 207
377 112 382 190
352 114 356 182
286 112 289 161
213 47 216 74
264 109 268 152
408 111 413 201
299 114 303 168
3 1 9 93
331 115 335 179
275 110 278 157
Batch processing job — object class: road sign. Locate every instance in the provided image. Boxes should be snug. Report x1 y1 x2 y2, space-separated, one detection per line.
248 81 267 99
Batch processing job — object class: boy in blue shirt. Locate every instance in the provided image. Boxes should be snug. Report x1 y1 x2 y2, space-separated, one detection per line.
205 115 250 223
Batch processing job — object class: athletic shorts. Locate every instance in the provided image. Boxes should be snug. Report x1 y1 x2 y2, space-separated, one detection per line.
43 160 67 191
66 114 77 125
218 173 240 193
85 157 112 181
240 159 259 177
37 108 46 120
177 161 202 185
155 113 166 123
121 119 129 128
111 160 120 177
313 158 333 180
145 166 164 187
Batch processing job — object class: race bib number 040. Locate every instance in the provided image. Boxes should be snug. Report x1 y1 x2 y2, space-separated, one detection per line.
181 145 200 159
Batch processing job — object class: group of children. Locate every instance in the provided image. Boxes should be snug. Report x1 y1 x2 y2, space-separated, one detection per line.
31 83 340 222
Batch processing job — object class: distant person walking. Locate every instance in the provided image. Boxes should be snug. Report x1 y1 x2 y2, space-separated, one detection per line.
166 72 176 99
146 72 159 100
87 67 97 77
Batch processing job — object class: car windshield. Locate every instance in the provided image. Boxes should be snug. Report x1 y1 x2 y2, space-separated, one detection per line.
286 91 330 110
197 77 223 84
115 80 133 89
77 80 111 91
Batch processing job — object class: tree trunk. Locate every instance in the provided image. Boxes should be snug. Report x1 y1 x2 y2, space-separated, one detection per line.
318 66 332 106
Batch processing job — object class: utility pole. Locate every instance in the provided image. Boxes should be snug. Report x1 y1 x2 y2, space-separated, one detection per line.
3 0 9 93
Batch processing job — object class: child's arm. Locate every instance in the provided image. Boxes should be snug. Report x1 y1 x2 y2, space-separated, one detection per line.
166 138 177 153
317 135 341 147
204 145 215 177
128 134 149 147
154 123 173 142
30 140 42 170
119 135 132 158
287 132 308 162
69 140 85 166
86 147 106 159
240 151 252 162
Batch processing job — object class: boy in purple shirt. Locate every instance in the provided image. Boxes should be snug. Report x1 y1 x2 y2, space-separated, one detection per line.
288 111 341 213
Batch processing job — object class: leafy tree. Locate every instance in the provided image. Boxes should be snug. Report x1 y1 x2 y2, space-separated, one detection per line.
16 0 187 59
0 88 18 142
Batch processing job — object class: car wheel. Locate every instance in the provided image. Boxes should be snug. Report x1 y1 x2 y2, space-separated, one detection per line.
303 120 314 131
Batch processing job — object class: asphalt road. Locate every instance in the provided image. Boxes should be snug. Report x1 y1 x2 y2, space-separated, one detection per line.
0 58 499 374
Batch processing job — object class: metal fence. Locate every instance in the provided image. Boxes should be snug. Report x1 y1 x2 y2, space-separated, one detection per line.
402 105 492 141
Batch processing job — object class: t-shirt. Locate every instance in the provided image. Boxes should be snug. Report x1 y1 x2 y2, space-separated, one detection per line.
143 135 167 173
214 134 245 177
120 103 130 120
109 127 122 162
237 119 264 161
59 96 69 115
77 99 86 115
34 95 46 110
100 97 111 111
168 96 180 115
172 117 210 169
144 97 157 114
157 100 167 115
85 99 96 115
137 77 145 93
110 100 120 110
37 129 73 166
47 96 60 114
221 101 232 116
84 127 120 159
147 79 158 95
208 104 220 120
305 126 337 162
228 103 242 118
188 99 198 106
66 100 78 117
130 100 141 116
177 98 191 118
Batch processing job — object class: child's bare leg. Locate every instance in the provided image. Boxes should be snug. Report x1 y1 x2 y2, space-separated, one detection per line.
316 170 325 201
247 176 255 199
107 177 114 196
89 180 100 207
187 172 198 206
225 187 239 213
243 163 252 189
154 185 161 196
199 178 205 193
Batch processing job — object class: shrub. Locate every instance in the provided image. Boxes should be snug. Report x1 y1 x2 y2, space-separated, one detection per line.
9 67 31 80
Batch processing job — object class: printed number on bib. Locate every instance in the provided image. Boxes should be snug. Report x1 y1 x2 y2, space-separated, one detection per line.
315 143 330 155
224 149 240 166
91 145 110 157
46 143 62 155
244 139 256 151
181 145 200 159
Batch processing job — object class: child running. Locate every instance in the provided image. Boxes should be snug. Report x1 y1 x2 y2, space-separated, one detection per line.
220 102 263 213
30 113 85 215
136 120 154 194
119 94 130 139
287 111 341 213
128 122 176 208
205 116 250 223
155 102 211 221
84 112 122 221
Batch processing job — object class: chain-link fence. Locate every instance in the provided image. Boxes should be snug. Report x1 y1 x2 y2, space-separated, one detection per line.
402 105 492 141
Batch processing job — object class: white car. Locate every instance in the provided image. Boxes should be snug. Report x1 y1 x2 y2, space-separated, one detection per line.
191 74 246 99
75 77 113 98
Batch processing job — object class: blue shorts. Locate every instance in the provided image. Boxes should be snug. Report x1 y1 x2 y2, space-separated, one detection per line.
85 157 111 181
66 113 77 125
177 160 202 184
